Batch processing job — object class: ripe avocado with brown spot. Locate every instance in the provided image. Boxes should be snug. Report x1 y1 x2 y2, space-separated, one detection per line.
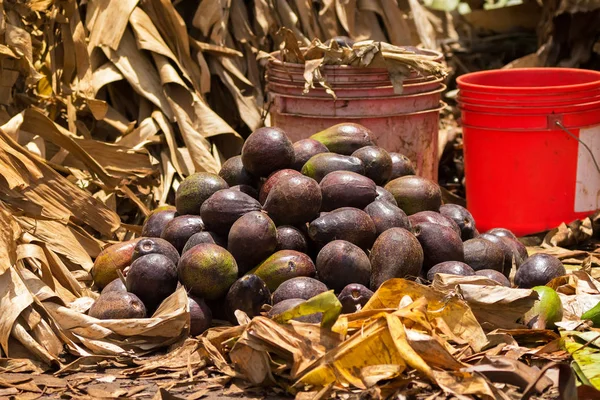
175 172 228 216
242 127 294 177
89 291 147 320
178 244 238 300
384 176 442 215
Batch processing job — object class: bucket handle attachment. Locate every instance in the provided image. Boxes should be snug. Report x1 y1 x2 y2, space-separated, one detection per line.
554 120 600 175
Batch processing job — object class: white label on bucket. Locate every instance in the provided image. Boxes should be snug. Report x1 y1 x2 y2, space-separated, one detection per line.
575 125 600 212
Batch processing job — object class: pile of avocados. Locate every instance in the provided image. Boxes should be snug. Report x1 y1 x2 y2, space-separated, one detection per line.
90 123 567 334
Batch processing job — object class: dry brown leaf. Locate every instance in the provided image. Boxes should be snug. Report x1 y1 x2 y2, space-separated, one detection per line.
87 0 139 51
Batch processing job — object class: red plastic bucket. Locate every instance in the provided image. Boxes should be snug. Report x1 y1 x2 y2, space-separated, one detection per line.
457 68 600 236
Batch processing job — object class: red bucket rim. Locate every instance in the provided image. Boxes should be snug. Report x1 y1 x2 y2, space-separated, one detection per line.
457 97 600 112
274 102 447 119
267 77 444 92
456 68 600 94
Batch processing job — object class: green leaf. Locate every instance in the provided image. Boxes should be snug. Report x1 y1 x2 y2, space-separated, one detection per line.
561 331 600 390
581 300 600 326
273 291 342 329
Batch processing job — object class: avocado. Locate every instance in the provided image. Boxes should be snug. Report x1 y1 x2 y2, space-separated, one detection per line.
364 200 410 236
225 274 271 323
263 174 322 226
188 296 212 336
101 278 127 294
141 206 178 238
388 152 415 180
218 155 258 187
370 228 424 290
89 291 147 320
439 204 477 241
200 189 262 235
160 215 205 253
132 237 180 266
228 211 278 274
268 298 322 323
316 240 371 292
413 222 464 275
126 253 178 313
301 153 365 183
320 171 377 211
92 238 141 289
514 253 565 288
291 139 329 171
310 123 375 155
463 238 505 273
308 208 377 251
230 184 259 201
426 261 475 281
408 211 461 237
351 146 393 185
249 250 316 291
479 233 515 277
175 172 228 216
523 286 563 329
486 227 518 240
275 226 309 253
242 127 294 177
375 186 398 206
178 244 238 300
259 169 302 204
476 269 511 287
338 283 373 314
384 176 442 215
182 231 227 254
272 277 327 304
